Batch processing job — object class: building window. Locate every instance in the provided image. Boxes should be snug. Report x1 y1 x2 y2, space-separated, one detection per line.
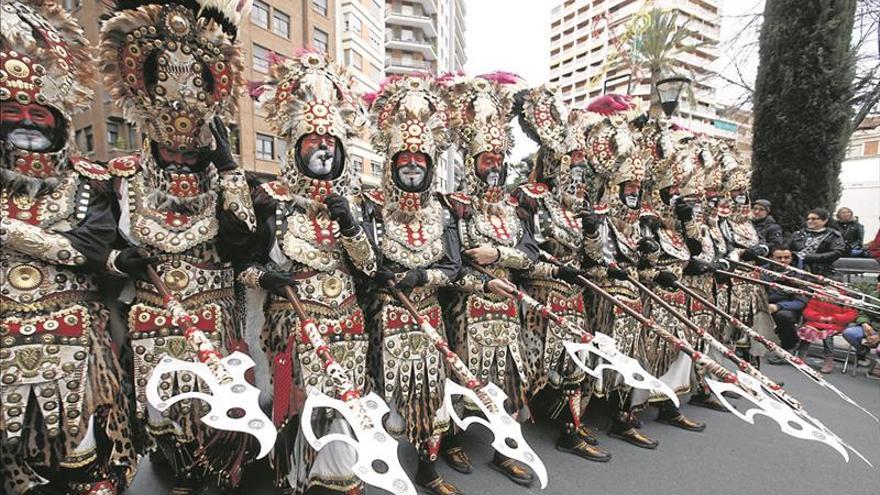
252 1 269 29
272 10 290 38
312 0 328 16
865 140 879 156
371 161 382 177
253 43 271 72
62 0 81 12
229 124 241 155
344 13 362 33
106 119 120 147
313 28 329 53
256 133 274 161
77 126 94 152
352 156 364 174
345 49 363 71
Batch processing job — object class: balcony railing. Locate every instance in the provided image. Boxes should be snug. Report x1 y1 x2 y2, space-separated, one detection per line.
385 57 434 71
386 34 433 46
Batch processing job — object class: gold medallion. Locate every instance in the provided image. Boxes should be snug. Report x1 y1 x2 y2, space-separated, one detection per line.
163 268 190 291
322 276 343 298
8 265 43 290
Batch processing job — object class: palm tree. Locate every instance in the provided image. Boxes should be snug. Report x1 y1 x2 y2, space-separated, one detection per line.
625 7 715 116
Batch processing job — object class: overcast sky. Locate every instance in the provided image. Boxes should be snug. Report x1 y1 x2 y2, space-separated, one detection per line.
463 0 764 159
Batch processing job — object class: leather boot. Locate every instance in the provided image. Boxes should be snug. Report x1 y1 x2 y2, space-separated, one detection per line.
607 414 658 449
656 401 706 432
441 433 473 474
688 392 729 413
488 451 535 486
556 428 612 461
415 459 464 495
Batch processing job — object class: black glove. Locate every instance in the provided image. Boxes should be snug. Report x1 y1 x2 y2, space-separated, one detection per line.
114 247 159 280
581 212 601 236
740 244 768 263
374 268 397 288
716 258 731 272
606 266 630 281
674 202 694 222
324 194 357 235
259 271 297 297
639 214 660 231
654 270 679 290
684 259 715 276
397 268 428 291
637 257 653 271
555 265 583 286
637 237 660 255
714 270 731 285
202 116 237 172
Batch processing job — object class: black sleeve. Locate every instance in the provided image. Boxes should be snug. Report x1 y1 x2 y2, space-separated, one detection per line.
431 214 463 282
514 218 541 264
766 223 784 249
804 232 846 264
231 189 277 272
61 182 117 272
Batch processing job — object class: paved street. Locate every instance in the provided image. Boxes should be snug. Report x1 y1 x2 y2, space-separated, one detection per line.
127 363 879 495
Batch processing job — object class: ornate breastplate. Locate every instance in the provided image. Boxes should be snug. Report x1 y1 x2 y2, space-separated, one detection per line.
657 227 691 261
127 172 219 254
465 203 522 249
280 208 345 271
379 199 445 269
695 227 716 264
727 218 759 248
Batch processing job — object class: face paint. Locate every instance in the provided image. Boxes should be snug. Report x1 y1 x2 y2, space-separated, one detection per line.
0 102 59 151
476 152 504 187
734 193 747 205
394 151 429 192
619 181 641 209
299 133 338 178
156 145 200 171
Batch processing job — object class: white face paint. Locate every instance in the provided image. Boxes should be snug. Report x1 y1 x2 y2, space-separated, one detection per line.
398 163 427 189
7 128 53 151
734 194 747 205
692 202 703 215
306 148 335 176
485 170 501 187
624 195 639 208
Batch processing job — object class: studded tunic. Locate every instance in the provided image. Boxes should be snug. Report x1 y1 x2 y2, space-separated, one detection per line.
0 155 136 494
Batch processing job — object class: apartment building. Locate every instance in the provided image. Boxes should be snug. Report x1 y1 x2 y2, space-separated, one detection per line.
68 0 338 179
384 0 468 192
548 0 735 141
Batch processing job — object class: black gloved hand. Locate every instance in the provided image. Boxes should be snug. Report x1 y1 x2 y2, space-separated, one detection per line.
374 268 397 288
259 271 298 297
581 212 601 236
114 247 159 280
202 116 237 172
639 214 660 231
716 258 731 272
684 259 715 276
654 270 679 290
397 268 428 291
740 244 768 263
324 194 357 235
714 270 731 285
637 257 653 271
555 265 583 286
674 202 694 222
606 266 630 281
637 237 660 255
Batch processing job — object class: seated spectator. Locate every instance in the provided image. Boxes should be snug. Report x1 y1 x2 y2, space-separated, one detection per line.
789 208 847 277
751 199 784 250
841 274 880 378
797 298 858 374
763 246 809 365
834 207 866 257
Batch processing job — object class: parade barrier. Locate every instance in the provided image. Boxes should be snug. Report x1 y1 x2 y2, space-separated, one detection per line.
283 287 416 495
143 266 277 459
389 284 549 489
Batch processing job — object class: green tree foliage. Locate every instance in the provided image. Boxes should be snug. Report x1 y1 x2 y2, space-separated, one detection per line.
751 0 856 233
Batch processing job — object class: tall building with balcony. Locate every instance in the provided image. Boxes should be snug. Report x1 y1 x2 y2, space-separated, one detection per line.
384 0 467 192
548 0 734 141
68 0 338 180
337 0 387 188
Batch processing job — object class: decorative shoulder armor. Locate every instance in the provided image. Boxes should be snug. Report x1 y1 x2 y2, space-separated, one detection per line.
517 181 550 200
106 155 140 178
70 157 111 181
363 188 386 208
439 192 473 220
260 180 294 202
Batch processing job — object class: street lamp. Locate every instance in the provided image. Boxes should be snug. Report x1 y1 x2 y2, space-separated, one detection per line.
655 75 691 117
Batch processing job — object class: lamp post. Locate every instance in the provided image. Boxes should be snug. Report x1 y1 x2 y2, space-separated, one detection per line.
654 75 691 117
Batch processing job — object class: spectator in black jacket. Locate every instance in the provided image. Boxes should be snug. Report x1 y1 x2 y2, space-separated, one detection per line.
789 207 847 277
751 199 784 249
764 246 809 364
834 207 866 256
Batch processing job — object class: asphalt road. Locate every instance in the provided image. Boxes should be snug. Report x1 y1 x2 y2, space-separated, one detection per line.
127 361 880 495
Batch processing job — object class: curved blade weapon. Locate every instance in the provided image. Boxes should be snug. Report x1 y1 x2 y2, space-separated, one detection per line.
626 273 869 461
389 286 548 489
283 287 416 495
676 279 879 425
143 266 276 458
465 259 678 405
757 255 880 306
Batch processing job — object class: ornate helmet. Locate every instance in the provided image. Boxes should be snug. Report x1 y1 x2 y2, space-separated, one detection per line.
443 72 522 200
100 0 249 151
583 94 644 178
514 85 567 179
1 0 94 176
256 50 362 200
367 74 450 212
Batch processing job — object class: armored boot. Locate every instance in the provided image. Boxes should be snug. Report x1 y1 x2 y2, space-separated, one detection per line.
415 455 465 495
655 399 706 432
608 411 658 449
441 431 473 474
